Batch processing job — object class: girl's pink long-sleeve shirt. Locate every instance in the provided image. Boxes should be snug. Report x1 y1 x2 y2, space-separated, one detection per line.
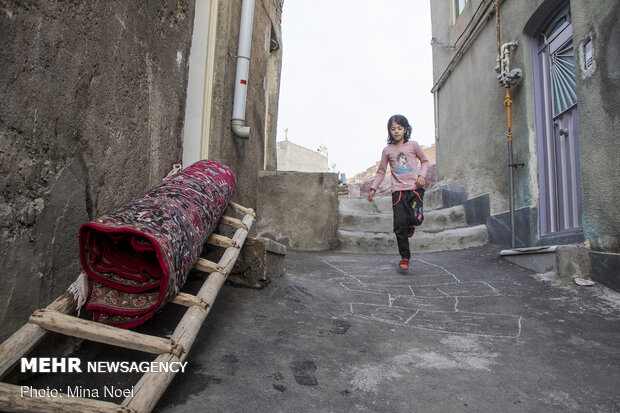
370 140 429 192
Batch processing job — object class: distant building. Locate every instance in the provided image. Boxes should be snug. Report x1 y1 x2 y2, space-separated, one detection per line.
277 140 330 172
421 144 436 164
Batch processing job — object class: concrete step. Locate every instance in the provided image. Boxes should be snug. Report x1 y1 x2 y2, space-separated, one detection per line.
339 196 393 214
339 190 444 215
338 212 392 232
424 187 443 211
338 204 468 232
337 224 489 254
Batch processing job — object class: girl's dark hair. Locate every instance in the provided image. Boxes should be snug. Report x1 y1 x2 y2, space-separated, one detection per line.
386 114 412 144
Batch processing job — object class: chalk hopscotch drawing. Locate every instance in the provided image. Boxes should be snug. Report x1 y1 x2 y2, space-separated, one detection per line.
322 258 522 338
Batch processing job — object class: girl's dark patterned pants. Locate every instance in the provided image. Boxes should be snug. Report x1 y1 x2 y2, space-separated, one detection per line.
391 188 425 260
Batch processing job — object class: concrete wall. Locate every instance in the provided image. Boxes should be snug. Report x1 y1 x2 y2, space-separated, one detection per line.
0 0 283 341
253 171 339 251
571 2 620 252
0 1 194 341
430 0 619 252
207 0 283 209
276 140 329 172
431 0 535 216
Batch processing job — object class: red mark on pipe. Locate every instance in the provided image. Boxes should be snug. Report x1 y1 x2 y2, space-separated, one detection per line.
240 80 247 85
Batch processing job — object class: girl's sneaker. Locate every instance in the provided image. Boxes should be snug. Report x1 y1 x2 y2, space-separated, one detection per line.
399 259 409 270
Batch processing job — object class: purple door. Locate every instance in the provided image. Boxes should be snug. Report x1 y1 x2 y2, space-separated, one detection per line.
533 5 582 237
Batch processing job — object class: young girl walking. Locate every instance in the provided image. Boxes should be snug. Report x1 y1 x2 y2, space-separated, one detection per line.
367 114 429 270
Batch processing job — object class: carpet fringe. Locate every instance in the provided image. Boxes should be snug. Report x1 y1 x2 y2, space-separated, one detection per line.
67 272 89 316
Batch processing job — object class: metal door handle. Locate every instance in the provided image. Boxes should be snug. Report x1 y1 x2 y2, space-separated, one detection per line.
554 122 569 137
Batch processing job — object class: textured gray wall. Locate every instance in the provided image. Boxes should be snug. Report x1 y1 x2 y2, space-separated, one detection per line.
431 0 537 215
253 171 339 251
208 0 283 210
0 0 284 341
0 1 195 341
571 1 620 252
430 0 619 251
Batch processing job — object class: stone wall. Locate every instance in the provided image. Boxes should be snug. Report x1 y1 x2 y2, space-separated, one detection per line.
0 1 195 341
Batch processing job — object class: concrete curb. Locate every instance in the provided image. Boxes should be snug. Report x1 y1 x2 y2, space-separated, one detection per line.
337 224 489 254
338 205 468 233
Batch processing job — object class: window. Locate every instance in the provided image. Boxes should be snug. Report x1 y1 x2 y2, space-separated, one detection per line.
550 39 577 117
452 0 468 22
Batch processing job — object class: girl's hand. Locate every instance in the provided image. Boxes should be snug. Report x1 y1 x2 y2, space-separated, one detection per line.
367 188 376 202
416 176 426 188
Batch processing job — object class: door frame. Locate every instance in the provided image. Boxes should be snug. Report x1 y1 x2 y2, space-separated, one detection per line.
530 1 583 241
182 0 219 166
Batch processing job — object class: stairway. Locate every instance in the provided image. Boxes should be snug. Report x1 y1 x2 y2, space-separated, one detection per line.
337 188 488 253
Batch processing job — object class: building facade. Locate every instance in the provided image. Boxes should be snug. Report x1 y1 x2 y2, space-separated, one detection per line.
430 0 619 256
0 0 283 340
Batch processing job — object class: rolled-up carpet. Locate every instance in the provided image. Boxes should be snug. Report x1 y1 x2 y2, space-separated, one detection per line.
79 160 236 328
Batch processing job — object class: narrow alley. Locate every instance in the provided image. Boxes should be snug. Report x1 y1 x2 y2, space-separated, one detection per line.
21 245 620 412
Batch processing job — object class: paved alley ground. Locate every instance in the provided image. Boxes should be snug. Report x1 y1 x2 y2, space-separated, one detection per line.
18 245 620 412
154 244 620 412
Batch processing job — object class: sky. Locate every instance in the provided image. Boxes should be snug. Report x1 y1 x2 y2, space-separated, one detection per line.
276 0 435 178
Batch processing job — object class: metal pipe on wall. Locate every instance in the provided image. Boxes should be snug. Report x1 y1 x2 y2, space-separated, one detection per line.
231 0 255 139
497 0 516 248
496 0 522 248
504 86 516 248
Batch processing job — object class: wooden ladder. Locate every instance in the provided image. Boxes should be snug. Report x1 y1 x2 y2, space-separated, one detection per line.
0 201 256 413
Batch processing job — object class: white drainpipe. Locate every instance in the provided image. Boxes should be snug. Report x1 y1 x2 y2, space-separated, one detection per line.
231 0 255 139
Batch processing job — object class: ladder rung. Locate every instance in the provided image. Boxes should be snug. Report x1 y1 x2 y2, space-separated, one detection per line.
172 293 209 309
29 309 183 357
0 204 257 412
193 258 224 274
219 215 248 229
229 201 256 217
0 291 76 380
207 233 238 249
